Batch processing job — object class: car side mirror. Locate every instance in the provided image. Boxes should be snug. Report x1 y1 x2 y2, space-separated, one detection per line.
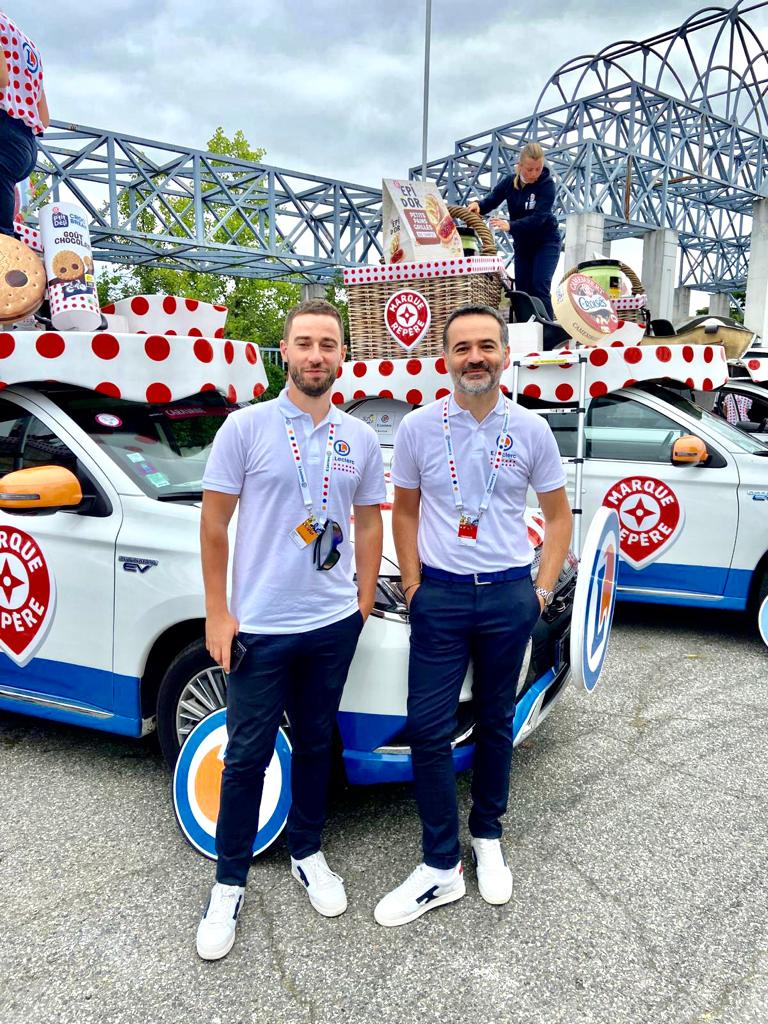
671 434 709 466
0 465 83 512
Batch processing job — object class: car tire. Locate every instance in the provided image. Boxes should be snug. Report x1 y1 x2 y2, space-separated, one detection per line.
157 639 227 767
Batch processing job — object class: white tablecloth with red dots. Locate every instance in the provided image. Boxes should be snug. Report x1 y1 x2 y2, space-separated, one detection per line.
0 329 268 403
740 354 768 383
328 343 729 406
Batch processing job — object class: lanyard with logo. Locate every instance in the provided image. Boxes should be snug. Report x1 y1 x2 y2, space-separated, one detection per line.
284 417 337 548
442 397 510 546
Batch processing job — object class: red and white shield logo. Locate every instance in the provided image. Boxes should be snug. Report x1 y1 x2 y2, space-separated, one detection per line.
384 290 431 352
0 527 56 666
602 476 684 570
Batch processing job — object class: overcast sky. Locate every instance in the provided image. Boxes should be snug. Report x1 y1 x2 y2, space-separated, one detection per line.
8 0 747 187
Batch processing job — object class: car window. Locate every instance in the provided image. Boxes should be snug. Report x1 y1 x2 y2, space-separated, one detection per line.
542 395 686 463
46 388 235 498
0 399 78 476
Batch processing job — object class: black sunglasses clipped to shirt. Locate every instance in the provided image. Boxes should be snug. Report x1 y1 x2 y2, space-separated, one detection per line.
313 519 343 571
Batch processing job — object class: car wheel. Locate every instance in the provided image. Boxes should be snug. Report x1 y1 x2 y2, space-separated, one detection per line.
157 639 227 767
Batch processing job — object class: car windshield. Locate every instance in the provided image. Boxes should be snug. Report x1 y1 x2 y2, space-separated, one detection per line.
45 387 236 498
637 383 768 455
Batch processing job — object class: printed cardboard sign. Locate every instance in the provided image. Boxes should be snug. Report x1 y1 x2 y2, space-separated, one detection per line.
382 179 463 263
384 289 431 351
602 475 684 569
0 526 56 666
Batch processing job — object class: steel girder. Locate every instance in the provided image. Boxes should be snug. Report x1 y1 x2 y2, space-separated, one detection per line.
32 123 385 281
414 81 767 292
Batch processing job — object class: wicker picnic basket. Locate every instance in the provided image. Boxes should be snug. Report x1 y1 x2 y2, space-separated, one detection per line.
560 261 649 327
347 206 503 359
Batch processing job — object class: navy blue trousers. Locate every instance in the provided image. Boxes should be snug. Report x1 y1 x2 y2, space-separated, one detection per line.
0 111 37 237
215 610 364 886
407 576 540 869
514 236 561 320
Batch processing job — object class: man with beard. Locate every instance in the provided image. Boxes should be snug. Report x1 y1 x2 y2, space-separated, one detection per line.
375 304 571 926
196 299 384 959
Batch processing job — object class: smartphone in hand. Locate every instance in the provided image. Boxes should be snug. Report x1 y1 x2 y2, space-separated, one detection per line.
229 637 247 674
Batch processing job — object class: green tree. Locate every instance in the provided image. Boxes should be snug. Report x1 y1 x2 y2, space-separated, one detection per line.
97 127 348 349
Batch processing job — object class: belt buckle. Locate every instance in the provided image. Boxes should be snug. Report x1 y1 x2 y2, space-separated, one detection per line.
473 572 491 586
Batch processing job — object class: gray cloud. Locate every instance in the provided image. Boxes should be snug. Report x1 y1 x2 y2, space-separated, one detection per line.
9 0 764 186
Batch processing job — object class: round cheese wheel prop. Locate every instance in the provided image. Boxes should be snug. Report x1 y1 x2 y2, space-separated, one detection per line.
39 202 102 331
551 274 619 345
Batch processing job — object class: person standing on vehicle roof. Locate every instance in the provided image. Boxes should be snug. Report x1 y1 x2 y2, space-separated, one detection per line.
467 142 561 320
374 304 571 927
0 11 49 236
196 299 385 960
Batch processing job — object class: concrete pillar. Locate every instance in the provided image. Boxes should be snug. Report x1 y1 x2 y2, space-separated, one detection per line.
708 293 730 318
672 286 692 325
745 199 768 342
563 212 606 273
300 283 326 302
641 228 678 323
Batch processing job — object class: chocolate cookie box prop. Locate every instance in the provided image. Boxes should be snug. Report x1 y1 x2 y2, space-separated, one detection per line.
39 202 101 331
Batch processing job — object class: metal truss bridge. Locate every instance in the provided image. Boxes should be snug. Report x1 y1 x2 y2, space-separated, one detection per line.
31 1 768 293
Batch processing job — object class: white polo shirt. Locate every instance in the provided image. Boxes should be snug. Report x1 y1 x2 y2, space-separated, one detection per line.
391 393 566 574
203 389 385 634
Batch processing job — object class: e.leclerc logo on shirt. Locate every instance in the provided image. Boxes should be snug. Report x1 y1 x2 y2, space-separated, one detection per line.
334 439 351 457
23 41 39 76
602 475 684 570
0 527 56 667
384 290 431 352
496 433 514 451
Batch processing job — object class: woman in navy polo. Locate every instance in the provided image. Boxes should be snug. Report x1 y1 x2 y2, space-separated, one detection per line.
468 142 561 320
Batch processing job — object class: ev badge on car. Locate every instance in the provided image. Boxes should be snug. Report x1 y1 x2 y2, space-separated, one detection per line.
173 708 292 860
569 507 620 692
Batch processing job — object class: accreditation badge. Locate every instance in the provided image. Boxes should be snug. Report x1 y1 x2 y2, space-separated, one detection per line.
457 512 479 546
290 514 324 549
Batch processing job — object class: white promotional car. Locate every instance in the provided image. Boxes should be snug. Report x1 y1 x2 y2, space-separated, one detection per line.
0 314 585 784
331 341 768 621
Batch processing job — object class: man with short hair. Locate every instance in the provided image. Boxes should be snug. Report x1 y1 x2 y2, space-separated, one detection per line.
375 303 571 927
197 299 384 959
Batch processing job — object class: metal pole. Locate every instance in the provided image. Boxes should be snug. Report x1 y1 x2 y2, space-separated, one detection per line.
421 0 432 180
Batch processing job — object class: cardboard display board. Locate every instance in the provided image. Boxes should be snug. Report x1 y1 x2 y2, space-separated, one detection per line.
382 179 463 264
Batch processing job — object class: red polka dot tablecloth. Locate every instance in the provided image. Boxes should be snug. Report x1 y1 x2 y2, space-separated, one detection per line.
611 294 648 311
343 256 510 287
0 331 268 403
14 223 42 253
739 353 768 383
102 294 229 338
329 343 729 405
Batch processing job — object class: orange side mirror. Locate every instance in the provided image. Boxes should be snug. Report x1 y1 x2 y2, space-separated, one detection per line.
0 466 82 510
671 434 709 466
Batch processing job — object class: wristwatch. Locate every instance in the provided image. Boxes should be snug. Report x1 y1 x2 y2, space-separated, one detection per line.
534 586 554 607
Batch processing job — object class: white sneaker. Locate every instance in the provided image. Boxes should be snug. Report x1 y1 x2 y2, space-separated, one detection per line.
291 851 347 917
374 862 465 927
196 882 245 960
471 837 513 905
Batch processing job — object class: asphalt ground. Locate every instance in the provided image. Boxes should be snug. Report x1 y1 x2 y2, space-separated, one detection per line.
1 605 766 1024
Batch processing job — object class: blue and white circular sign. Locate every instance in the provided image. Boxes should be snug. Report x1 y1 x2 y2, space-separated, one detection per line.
759 595 768 649
569 507 620 692
173 708 292 860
